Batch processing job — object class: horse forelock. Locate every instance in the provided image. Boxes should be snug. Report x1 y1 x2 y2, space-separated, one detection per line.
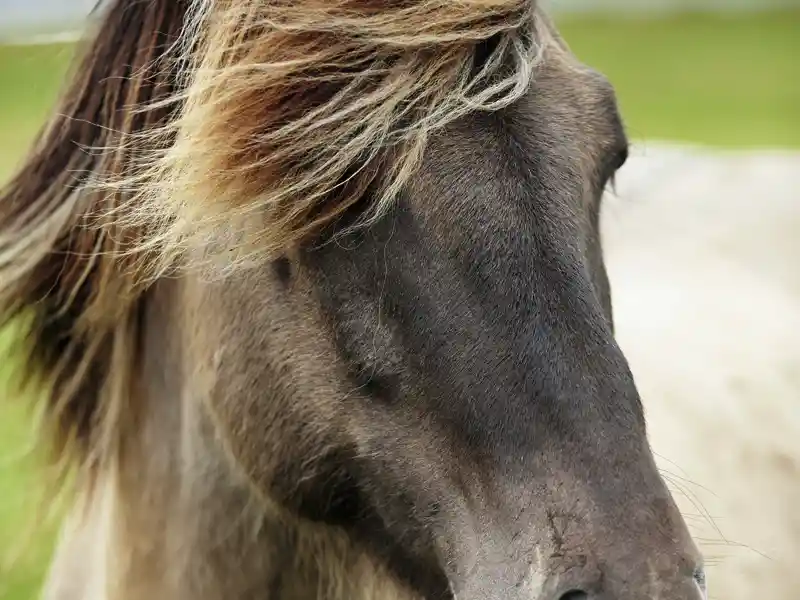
117 0 546 275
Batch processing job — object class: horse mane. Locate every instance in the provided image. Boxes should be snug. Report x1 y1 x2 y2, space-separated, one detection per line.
0 0 542 468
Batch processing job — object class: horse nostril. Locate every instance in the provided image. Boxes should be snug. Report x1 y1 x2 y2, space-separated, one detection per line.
558 591 588 600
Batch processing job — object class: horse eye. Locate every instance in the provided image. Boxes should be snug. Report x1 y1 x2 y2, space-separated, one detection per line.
612 144 629 172
602 144 629 191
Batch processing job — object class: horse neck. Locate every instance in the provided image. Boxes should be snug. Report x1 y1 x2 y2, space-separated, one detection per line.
40 278 416 600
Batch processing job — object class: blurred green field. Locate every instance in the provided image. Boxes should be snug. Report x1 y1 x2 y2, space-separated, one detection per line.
560 11 800 148
0 329 58 600
0 10 798 600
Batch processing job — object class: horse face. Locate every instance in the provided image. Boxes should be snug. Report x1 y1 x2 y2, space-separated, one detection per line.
199 14 704 600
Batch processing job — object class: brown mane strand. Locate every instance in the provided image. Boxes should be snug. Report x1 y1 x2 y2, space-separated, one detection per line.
0 0 189 465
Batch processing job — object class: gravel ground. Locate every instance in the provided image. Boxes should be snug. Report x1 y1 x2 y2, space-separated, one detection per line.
602 143 800 598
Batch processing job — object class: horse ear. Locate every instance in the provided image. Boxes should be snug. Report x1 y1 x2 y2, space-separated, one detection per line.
0 0 189 462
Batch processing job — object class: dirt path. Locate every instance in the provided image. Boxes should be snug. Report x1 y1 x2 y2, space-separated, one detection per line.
602 142 800 598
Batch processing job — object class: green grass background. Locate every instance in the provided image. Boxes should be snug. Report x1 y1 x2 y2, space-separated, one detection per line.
1 10 798 600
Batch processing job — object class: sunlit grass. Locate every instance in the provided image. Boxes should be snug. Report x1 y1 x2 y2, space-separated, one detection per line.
0 328 59 600
0 42 74 600
558 10 800 148
0 42 75 180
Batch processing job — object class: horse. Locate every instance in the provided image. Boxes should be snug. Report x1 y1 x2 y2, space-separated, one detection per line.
0 1 707 598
